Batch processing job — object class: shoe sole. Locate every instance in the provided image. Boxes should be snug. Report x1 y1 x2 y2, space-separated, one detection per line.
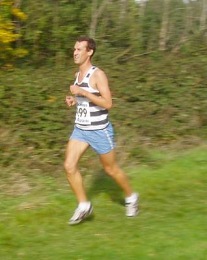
126 196 139 217
126 209 139 217
69 207 93 225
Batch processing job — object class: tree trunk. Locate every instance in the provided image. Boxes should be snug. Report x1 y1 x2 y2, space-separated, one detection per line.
52 1 63 67
13 0 22 48
159 0 170 51
182 1 192 42
172 2 192 53
89 0 109 38
119 0 127 21
200 0 207 32
137 0 147 51
138 0 147 18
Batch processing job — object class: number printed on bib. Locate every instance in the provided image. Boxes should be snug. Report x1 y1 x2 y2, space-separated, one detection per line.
75 101 91 125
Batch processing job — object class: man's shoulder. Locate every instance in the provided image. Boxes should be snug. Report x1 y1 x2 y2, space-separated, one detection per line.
93 67 106 78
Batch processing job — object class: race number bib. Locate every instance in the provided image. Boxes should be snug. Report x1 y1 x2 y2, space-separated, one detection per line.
75 101 91 125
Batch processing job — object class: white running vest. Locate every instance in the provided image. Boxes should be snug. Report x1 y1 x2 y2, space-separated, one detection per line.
74 66 109 130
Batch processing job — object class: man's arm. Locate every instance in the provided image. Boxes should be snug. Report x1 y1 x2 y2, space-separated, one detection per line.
70 69 112 110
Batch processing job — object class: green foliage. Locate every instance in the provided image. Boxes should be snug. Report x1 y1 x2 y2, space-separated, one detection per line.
0 67 73 171
0 147 206 259
0 43 206 171
0 0 205 67
0 0 28 66
21 0 92 65
0 1 207 177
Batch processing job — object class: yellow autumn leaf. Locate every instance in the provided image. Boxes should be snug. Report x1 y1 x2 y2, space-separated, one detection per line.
47 96 57 103
0 30 19 43
11 7 27 21
14 48 28 58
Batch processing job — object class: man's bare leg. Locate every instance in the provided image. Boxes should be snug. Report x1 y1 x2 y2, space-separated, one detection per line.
64 139 89 202
99 149 133 197
64 139 93 224
99 149 139 216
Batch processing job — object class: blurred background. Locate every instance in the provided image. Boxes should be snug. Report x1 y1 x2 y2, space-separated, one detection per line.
1 1 207 259
1 0 207 171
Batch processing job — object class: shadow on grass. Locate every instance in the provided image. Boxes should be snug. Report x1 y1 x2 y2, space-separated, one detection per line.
87 170 124 206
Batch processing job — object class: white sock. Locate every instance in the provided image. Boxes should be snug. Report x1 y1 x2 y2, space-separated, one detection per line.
78 201 91 210
125 193 138 204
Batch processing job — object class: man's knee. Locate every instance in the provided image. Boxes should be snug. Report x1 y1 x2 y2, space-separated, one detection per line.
103 164 118 177
64 160 76 176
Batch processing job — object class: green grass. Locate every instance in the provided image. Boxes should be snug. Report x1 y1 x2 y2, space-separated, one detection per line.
1 36 207 260
0 147 206 260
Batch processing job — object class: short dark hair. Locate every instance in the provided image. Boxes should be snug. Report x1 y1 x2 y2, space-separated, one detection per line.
76 36 96 57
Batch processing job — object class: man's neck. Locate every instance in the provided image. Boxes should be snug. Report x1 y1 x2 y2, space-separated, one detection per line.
79 61 93 75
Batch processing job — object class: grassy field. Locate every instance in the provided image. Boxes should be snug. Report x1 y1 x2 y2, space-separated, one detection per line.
1 40 207 260
0 60 207 259
0 146 206 260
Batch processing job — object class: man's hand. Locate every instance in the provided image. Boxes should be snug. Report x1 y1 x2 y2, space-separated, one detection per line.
70 84 85 96
65 96 76 107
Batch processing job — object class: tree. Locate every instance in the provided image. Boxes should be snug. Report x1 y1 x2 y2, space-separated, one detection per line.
0 0 27 66
159 0 170 51
22 0 91 65
1 0 207 66
89 0 109 38
200 0 207 32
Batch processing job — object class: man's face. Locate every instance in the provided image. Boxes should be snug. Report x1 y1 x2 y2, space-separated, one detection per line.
73 41 91 65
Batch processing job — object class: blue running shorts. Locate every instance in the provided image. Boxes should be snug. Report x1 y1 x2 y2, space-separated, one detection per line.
69 123 115 154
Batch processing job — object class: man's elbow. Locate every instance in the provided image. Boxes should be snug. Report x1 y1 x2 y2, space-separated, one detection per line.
106 101 112 110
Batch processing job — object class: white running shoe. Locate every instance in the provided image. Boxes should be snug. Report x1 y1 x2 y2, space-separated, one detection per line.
69 204 93 225
125 193 139 217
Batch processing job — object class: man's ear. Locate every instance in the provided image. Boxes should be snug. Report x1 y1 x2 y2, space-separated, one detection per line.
88 49 94 57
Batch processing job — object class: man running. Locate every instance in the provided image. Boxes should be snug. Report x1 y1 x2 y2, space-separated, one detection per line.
65 36 138 225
